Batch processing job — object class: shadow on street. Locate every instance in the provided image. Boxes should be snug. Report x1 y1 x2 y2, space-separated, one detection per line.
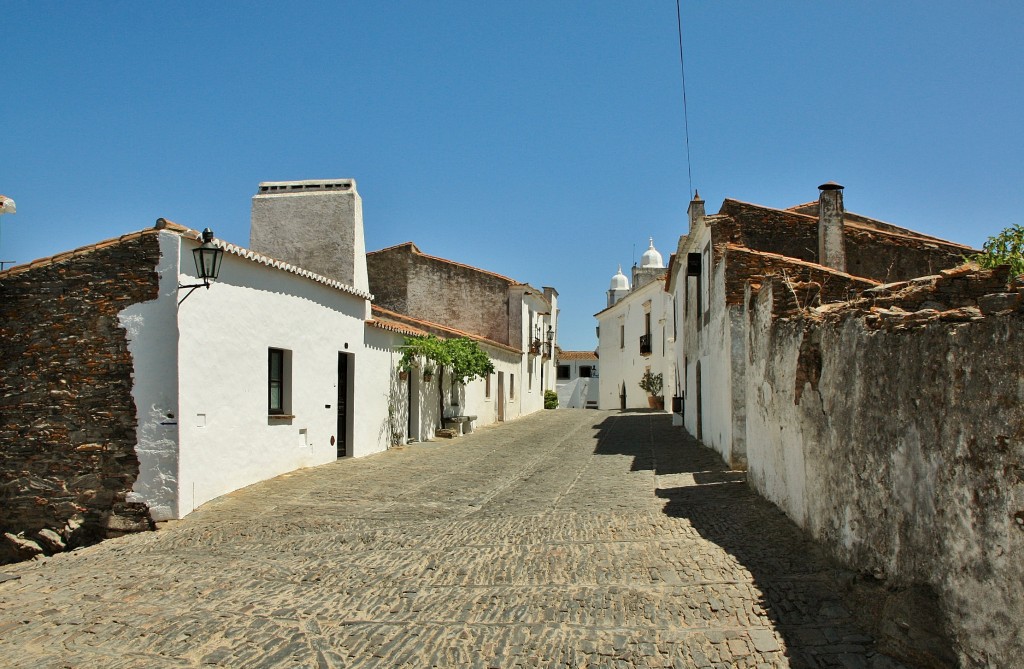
592 411 908 669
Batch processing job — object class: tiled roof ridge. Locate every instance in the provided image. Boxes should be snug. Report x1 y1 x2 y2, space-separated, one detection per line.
367 241 422 255
723 242 882 285
366 315 429 338
0 227 166 279
722 198 971 249
156 218 374 300
558 350 598 360
369 240 519 284
0 219 375 301
369 305 521 354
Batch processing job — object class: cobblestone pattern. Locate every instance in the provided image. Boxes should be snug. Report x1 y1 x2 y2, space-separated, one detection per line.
0 410 905 668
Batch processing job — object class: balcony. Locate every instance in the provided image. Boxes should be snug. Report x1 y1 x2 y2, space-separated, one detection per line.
639 333 652 356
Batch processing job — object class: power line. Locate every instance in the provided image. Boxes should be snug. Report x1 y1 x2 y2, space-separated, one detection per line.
675 0 694 198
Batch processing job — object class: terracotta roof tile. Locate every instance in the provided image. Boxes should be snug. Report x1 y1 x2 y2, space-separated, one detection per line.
558 350 598 361
722 198 971 249
0 228 163 279
0 218 375 301
368 241 518 284
724 243 882 284
368 306 521 354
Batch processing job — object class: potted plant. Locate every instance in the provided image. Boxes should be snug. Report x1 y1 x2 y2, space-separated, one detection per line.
638 370 664 410
422 364 435 382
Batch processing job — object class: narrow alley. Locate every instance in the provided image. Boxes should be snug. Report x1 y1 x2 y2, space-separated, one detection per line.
0 410 903 668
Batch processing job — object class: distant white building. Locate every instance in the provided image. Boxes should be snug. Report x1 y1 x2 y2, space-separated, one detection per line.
595 239 676 410
555 349 599 408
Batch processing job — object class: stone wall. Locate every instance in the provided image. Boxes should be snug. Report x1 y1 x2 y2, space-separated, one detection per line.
0 233 162 562
744 266 1024 667
367 243 513 346
721 244 878 308
715 199 969 284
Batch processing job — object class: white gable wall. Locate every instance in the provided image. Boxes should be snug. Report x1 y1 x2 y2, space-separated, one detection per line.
174 242 386 517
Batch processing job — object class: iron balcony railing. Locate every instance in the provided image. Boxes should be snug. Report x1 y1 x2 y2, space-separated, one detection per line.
639 333 652 356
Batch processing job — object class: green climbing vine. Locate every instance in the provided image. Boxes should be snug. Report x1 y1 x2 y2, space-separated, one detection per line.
398 335 495 385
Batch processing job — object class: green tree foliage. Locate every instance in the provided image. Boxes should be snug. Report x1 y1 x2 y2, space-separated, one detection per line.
398 335 495 385
638 370 663 397
967 224 1024 277
544 390 558 409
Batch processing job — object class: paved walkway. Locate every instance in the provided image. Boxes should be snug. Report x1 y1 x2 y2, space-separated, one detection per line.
0 410 903 668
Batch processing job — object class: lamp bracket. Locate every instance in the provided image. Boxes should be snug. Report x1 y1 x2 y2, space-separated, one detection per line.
177 280 211 306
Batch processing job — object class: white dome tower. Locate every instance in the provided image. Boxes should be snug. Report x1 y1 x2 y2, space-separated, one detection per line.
640 237 664 268
607 265 630 307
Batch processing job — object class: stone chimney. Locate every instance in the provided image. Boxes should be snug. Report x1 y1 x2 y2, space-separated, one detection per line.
817 181 846 272
250 179 369 293
687 190 705 234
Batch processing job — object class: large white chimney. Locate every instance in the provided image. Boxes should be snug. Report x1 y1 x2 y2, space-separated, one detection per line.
250 179 368 293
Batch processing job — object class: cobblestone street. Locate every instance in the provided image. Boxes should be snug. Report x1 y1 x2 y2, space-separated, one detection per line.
0 410 904 668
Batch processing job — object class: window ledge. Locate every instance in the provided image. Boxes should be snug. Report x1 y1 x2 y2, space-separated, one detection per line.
268 414 296 420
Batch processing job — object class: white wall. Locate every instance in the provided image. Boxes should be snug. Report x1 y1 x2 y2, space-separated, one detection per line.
120 232 183 521
595 280 672 410
680 248 738 464
174 241 384 516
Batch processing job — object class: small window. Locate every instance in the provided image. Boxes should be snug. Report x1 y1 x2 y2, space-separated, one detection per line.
268 348 291 415
510 373 515 399
485 374 492 398
619 325 625 349
528 357 533 390
557 365 570 380
579 366 593 378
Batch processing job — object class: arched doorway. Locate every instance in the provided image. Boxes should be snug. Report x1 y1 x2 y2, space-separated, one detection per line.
619 382 626 411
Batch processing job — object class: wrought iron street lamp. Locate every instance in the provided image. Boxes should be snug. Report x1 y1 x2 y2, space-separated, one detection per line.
178 228 224 305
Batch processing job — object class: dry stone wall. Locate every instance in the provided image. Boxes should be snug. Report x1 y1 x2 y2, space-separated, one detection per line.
744 267 1024 667
0 234 161 562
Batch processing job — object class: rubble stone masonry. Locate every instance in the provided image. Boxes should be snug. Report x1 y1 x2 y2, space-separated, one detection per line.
744 266 1024 667
0 233 162 562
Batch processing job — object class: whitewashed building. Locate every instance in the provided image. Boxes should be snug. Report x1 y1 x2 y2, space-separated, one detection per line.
555 350 599 409
0 177 560 554
366 242 559 428
127 216 395 519
667 186 973 467
594 239 675 410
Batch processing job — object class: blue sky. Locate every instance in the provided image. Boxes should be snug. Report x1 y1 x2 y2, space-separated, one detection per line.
3 2 1022 349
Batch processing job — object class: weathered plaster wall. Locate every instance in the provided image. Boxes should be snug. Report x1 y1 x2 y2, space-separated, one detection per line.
174 244 385 517
250 181 369 293
0 233 162 559
120 232 182 522
367 244 513 346
678 244 738 464
745 272 1024 667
